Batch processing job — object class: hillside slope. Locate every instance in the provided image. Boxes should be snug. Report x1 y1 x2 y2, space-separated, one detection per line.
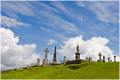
1 62 119 79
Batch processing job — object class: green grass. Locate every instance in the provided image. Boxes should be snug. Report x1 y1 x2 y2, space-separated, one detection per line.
1 62 119 79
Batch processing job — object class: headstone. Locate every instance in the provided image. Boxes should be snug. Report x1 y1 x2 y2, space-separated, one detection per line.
63 56 66 64
67 59 69 61
98 52 102 62
108 57 110 62
37 58 40 66
86 57 88 61
89 57 92 62
42 47 49 66
49 62 51 65
110 60 112 62
60 61 62 65
114 55 116 62
75 45 81 60
103 56 105 62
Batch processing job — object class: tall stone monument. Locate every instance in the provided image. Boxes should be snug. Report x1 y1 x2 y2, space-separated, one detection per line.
42 47 49 66
75 45 81 60
51 46 58 65
53 46 57 62
114 55 116 62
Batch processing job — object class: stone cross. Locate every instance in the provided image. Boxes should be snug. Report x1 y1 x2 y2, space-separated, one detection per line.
67 59 69 61
53 46 57 62
37 58 40 65
60 60 62 65
114 55 116 62
98 52 102 61
44 47 49 58
86 57 88 61
63 56 66 64
108 57 110 62
103 56 105 62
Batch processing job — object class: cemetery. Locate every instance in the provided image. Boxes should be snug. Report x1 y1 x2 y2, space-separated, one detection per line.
1 45 119 79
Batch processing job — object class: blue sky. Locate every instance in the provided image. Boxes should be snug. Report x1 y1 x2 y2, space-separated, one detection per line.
1 1 119 69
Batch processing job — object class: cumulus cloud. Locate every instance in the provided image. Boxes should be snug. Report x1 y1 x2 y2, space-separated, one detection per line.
1 27 40 70
47 39 58 45
1 15 31 28
57 35 119 62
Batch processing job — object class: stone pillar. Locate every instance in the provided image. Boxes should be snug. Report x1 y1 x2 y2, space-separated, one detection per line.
75 45 81 60
114 55 116 62
86 57 88 61
89 57 92 62
53 46 57 62
103 56 105 62
108 57 110 62
63 56 66 64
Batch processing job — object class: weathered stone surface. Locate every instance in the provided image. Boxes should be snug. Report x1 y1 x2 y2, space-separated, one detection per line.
42 47 49 66
66 59 88 65
97 52 103 62
75 45 81 60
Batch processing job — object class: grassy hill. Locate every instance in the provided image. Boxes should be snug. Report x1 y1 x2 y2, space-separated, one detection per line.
1 62 119 79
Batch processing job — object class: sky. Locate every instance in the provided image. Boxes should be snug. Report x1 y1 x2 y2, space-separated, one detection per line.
1 1 119 70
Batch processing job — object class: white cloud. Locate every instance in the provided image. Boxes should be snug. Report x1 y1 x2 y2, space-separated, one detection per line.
1 15 31 28
77 1 119 23
47 39 58 45
1 27 40 70
57 35 120 62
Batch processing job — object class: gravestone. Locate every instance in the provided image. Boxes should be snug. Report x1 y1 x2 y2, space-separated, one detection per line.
86 57 88 61
63 56 66 64
37 58 40 66
114 55 116 62
110 60 112 62
103 56 105 62
108 57 110 62
89 57 92 62
51 46 59 65
98 52 102 62
67 59 69 61
75 45 81 60
60 61 62 65
42 47 49 66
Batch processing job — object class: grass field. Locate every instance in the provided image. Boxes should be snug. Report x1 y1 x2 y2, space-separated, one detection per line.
1 62 119 79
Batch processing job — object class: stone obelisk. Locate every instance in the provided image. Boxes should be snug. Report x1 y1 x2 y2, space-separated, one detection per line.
42 47 49 66
51 46 58 65
53 46 57 62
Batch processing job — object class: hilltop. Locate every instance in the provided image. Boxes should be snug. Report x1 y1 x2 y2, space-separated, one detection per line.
1 62 119 79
